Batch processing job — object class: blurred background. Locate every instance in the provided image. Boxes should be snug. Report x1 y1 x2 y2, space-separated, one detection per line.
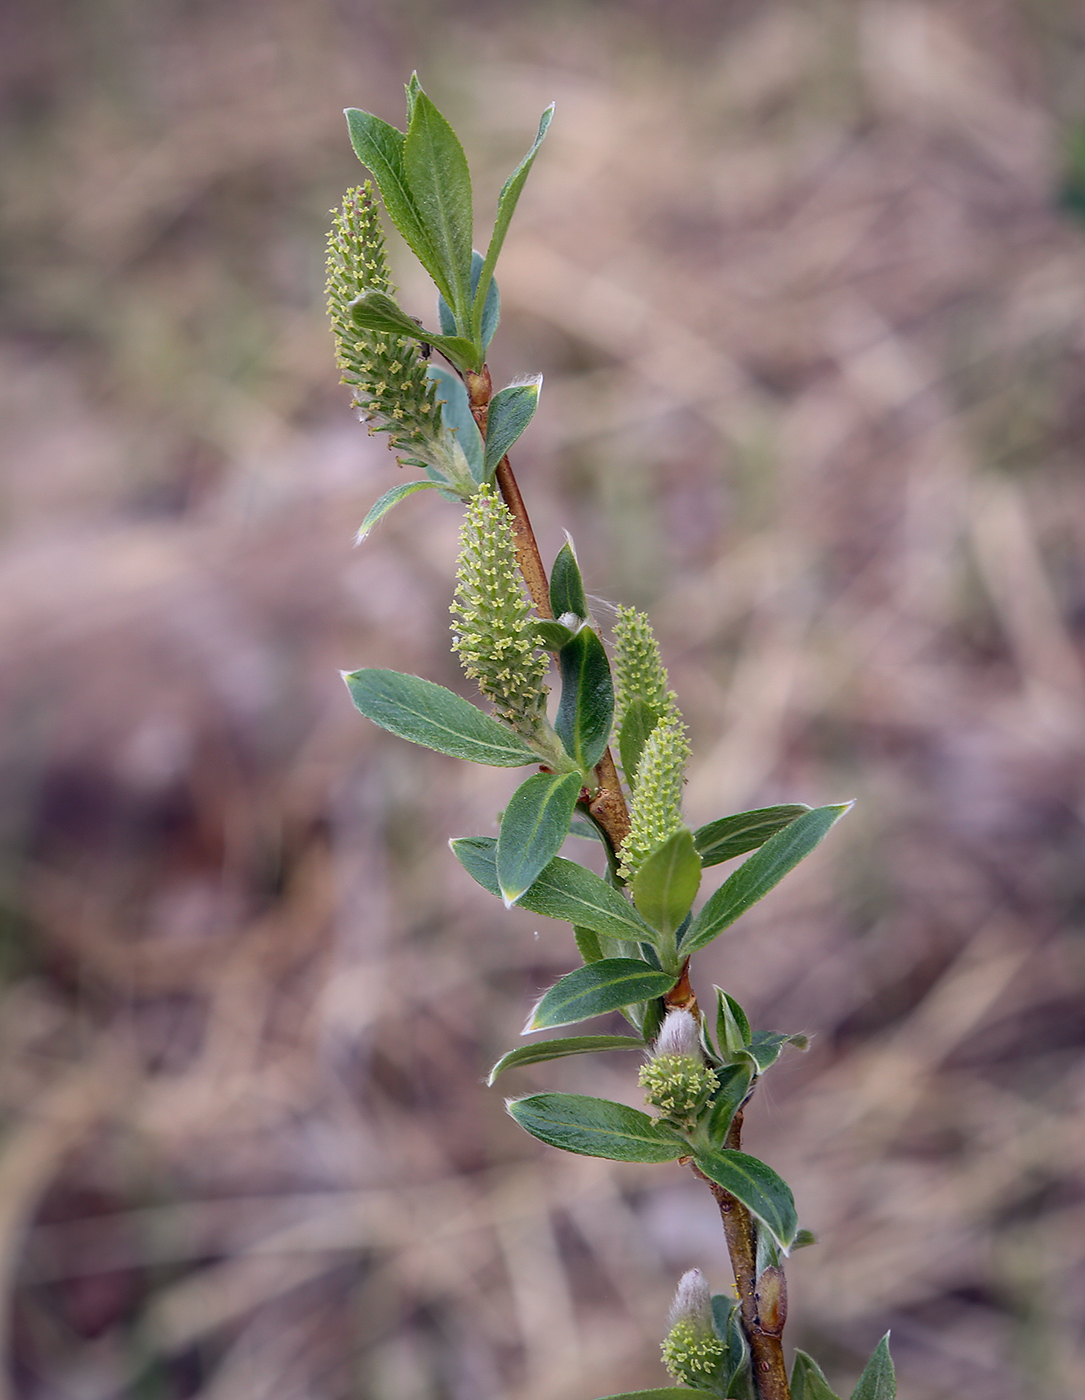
1 1 1084 1397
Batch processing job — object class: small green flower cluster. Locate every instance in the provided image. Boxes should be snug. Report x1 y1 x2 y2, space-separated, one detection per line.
451 486 550 742
618 713 691 881
639 1052 719 1129
612 605 681 730
661 1318 726 1386
325 184 439 465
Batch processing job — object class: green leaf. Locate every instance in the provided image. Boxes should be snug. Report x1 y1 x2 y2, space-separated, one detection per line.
534 620 577 651
591 1392 721 1400
344 669 538 766
355 481 443 541
747 1030 807 1073
483 378 542 480
497 771 583 907
705 1062 753 1146
549 540 589 619
449 838 660 945
694 804 811 867
574 926 604 962
439 250 500 349
618 697 658 789
528 958 675 1031
403 89 474 326
849 1335 895 1400
715 989 751 1060
425 364 485 478
507 1092 684 1163
473 103 554 343
487 1034 644 1085
692 1148 798 1252
633 829 701 939
683 804 851 955
349 293 479 373
343 108 442 290
791 1352 843 1400
555 628 614 771
712 1295 752 1397
792 1228 818 1249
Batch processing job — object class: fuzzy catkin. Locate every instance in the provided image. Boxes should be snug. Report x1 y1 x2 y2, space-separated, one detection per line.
618 712 691 880
325 185 439 464
612 606 680 729
451 486 549 740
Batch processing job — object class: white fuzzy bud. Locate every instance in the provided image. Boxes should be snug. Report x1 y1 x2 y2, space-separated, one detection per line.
653 1008 700 1061
669 1269 714 1330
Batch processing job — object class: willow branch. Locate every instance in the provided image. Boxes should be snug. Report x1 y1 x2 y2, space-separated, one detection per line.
694 1110 791 1400
466 366 630 854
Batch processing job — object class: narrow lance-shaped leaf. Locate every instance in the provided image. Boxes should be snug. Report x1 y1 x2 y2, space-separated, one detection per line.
450 837 660 945
694 803 811 867
473 104 554 343
344 670 538 766
632 828 701 941
483 378 542 480
747 1029 808 1073
497 770 582 907
716 988 751 1061
508 1092 684 1163
487 1034 644 1085
356 481 443 542
849 1335 895 1400
549 540 589 620
349 291 478 373
692 1148 799 1252
527 958 675 1031
705 1062 753 1147
402 88 474 327
683 803 851 955
555 627 614 771
343 108 443 290
791 1352 843 1400
711 1295 752 1397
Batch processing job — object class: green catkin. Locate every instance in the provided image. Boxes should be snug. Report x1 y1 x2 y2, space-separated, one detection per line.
639 1054 719 1130
451 486 550 741
660 1269 726 1387
661 1320 726 1386
325 185 439 465
612 606 681 730
618 712 691 880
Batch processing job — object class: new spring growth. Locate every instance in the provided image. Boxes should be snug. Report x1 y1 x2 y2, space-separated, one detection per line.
451 485 554 747
639 1009 719 1131
326 186 438 461
612 606 682 731
619 712 692 881
326 187 478 497
660 1269 726 1387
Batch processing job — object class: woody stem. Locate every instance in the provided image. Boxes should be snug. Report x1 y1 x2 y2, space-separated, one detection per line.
465 366 630 854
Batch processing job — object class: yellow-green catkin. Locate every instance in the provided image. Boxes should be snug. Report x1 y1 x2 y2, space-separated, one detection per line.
639 1010 718 1130
451 486 550 741
660 1270 726 1387
618 713 691 881
612 606 681 730
325 185 438 464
